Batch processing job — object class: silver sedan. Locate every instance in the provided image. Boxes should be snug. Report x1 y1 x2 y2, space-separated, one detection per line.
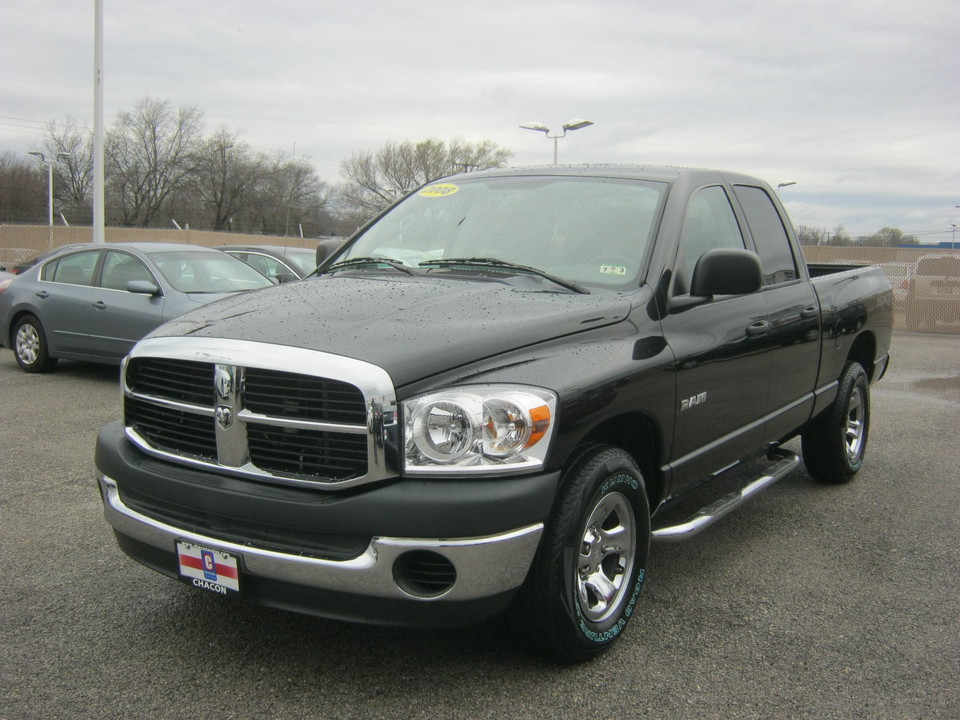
0 242 275 373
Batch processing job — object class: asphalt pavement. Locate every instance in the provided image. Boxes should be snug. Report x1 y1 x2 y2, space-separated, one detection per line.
1 332 957 720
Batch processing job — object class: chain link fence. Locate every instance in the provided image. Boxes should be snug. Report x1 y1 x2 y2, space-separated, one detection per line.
2 225 958 334
803 246 960 334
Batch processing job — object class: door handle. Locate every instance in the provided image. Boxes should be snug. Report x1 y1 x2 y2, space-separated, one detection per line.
800 305 819 320
35 290 49 299
746 320 770 338
92 301 107 310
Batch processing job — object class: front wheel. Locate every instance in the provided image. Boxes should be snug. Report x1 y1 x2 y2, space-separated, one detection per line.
515 445 650 663
801 361 870 483
13 314 57 373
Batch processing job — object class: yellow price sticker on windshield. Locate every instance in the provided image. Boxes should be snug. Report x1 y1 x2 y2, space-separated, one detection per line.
419 183 460 198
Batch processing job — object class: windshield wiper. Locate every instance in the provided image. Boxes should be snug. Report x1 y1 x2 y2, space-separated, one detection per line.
419 257 590 294
318 257 416 276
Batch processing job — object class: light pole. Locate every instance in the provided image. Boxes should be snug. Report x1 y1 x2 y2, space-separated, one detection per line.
777 181 797 190
519 119 594 165
28 151 72 247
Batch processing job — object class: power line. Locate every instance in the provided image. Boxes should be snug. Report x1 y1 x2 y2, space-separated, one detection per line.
0 126 44 137
0 114 48 126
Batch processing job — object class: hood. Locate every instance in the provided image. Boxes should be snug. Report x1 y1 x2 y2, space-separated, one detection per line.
183 291 238 304
148 274 633 386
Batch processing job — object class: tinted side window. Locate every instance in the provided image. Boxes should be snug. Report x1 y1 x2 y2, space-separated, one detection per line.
43 250 100 286
237 252 288 279
733 185 798 285
675 185 745 291
101 250 153 290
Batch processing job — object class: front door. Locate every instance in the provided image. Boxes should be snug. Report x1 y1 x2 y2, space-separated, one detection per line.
659 185 769 495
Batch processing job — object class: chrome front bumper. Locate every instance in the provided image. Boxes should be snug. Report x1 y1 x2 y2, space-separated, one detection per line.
98 474 543 603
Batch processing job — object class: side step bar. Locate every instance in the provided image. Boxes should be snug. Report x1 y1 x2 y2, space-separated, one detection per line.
652 449 800 543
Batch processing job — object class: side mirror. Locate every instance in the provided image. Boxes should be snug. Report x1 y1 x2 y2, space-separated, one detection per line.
316 239 342 268
690 248 763 297
127 280 161 296
274 271 298 284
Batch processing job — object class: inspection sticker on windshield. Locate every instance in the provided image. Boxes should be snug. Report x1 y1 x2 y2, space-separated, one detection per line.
600 264 627 276
419 183 459 197
177 541 240 595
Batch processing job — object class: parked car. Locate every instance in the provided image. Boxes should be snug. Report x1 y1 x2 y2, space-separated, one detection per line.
0 269 15 291
218 245 319 283
879 261 916 303
906 253 960 331
0 242 275 373
7 244 87 275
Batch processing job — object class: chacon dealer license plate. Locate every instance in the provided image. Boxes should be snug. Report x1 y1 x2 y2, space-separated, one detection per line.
176 541 240 596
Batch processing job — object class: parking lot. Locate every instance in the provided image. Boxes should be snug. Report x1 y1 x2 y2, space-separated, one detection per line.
1 332 958 720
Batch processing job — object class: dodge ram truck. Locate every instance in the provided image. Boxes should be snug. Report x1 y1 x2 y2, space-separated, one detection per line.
96 165 893 662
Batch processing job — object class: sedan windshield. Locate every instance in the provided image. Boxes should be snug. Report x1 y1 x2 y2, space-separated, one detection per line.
149 250 275 293
280 249 318 276
339 175 665 290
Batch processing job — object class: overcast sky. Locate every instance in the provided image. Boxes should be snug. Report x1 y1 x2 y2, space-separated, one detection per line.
2 0 958 241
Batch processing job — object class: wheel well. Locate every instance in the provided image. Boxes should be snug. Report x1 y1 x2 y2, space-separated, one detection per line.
847 332 877 381
7 310 35 346
578 413 662 507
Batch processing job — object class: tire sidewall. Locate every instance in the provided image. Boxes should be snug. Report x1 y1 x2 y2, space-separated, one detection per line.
568 470 649 646
553 447 650 657
13 315 51 372
837 364 869 474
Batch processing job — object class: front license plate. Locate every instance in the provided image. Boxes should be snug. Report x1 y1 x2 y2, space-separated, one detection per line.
176 541 240 596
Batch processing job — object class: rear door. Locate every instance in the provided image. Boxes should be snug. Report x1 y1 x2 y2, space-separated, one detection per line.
37 249 103 356
732 184 820 442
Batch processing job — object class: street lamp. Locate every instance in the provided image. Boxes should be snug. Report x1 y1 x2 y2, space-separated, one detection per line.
519 119 594 165
28 151 72 245
777 181 797 190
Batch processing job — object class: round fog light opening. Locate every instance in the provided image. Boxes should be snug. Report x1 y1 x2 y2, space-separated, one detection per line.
393 550 457 598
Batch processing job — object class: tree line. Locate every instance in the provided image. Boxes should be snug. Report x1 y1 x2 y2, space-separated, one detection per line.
795 225 918 247
0 96 513 238
1 96 920 246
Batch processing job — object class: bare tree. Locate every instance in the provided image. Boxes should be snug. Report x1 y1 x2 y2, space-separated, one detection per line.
338 138 512 218
188 128 267 231
0 152 46 223
245 152 330 236
448 138 512 174
105 96 204 227
40 117 94 219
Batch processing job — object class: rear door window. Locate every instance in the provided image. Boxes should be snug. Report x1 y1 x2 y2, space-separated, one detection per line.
733 185 798 286
43 250 100 286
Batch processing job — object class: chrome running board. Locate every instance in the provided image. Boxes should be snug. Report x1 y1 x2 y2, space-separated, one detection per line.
652 449 800 543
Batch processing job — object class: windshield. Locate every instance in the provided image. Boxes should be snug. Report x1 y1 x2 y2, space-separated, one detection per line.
339 175 665 290
149 250 275 293
280 248 318 275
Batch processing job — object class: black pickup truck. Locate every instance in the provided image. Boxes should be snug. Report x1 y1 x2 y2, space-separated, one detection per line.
96 165 892 662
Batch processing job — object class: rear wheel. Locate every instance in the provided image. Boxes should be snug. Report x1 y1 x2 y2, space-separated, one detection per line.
13 314 57 373
516 445 650 663
801 362 870 483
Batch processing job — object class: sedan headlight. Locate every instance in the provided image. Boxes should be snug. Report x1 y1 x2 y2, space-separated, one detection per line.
403 385 557 475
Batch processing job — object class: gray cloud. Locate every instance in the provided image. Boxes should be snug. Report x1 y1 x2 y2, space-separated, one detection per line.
2 0 958 239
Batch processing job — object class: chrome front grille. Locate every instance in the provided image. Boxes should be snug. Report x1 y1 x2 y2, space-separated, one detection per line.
122 337 398 489
243 367 368 424
125 396 218 460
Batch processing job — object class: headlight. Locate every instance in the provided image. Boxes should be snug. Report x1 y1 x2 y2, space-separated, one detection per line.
403 385 557 475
